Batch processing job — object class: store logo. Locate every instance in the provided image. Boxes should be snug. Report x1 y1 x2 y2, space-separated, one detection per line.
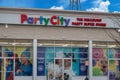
21 14 70 26
21 14 106 27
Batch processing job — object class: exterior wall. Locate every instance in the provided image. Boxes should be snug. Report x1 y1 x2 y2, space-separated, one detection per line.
0 24 118 41
0 8 120 80
0 7 119 42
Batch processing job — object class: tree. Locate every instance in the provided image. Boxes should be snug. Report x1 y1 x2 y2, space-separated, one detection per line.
105 13 120 80
106 13 120 46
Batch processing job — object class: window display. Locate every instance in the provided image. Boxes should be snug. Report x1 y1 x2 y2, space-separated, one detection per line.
92 48 107 76
0 41 33 80
0 40 119 80
93 48 120 76
15 47 32 76
37 46 88 80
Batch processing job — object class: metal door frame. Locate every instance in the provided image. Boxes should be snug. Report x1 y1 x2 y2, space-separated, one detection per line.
54 58 72 80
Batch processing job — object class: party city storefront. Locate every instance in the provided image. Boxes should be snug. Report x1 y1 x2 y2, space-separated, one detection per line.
0 8 120 80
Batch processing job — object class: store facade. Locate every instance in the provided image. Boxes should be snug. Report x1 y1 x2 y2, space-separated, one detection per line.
0 8 120 80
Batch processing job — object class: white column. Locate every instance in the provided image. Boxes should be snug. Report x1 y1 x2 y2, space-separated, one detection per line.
88 40 92 80
33 39 37 80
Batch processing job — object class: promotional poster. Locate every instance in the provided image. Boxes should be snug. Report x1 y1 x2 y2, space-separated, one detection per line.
37 47 88 80
0 46 33 80
0 45 120 80
109 49 120 80
92 48 120 77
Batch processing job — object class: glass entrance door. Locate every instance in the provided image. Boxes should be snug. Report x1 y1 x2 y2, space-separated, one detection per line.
63 58 72 80
54 58 72 80
47 58 73 80
108 59 120 80
54 58 73 80
54 58 63 80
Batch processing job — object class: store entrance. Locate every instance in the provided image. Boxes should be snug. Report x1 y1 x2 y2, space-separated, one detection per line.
108 59 120 80
47 58 73 80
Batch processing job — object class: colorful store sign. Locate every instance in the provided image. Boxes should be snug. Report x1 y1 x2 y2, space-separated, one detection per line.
0 13 119 28
21 14 106 27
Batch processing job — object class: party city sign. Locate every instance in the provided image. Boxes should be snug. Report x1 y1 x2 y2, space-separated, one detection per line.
21 14 107 27
0 13 119 28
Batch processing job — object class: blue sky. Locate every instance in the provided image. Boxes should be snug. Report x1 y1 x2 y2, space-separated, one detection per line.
0 0 120 12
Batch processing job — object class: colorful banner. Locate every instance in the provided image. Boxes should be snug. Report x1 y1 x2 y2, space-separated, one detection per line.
37 47 45 58
2 47 14 80
37 47 88 79
0 46 33 80
79 48 88 76
15 47 33 76
37 47 45 76
109 60 120 80
0 45 119 79
37 59 45 76
79 48 88 58
109 49 120 80
79 61 87 75
93 48 108 76
72 48 80 76
92 48 120 76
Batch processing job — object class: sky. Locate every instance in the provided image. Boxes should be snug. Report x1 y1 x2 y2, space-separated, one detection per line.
0 0 120 13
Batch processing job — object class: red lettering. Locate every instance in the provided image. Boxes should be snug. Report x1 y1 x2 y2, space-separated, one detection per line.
95 19 101 22
84 18 102 22
96 23 106 27
84 18 89 21
57 18 60 25
50 16 57 25
84 23 94 26
77 18 83 21
72 22 83 25
34 17 39 24
21 14 27 23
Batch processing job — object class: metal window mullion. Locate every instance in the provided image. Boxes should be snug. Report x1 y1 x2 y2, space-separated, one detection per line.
4 57 6 80
53 41 55 80
13 40 15 80
33 39 37 80
62 59 64 80
88 40 93 80
108 58 110 80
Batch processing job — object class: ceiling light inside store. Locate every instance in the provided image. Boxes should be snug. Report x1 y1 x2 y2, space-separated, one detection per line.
11 43 17 46
108 45 117 48
38 43 43 46
8 42 32 46
63 44 69 47
93 44 108 47
21 43 32 45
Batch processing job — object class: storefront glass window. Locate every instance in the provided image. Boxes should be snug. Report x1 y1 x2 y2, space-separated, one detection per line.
37 40 88 80
0 39 33 80
92 42 120 77
15 46 33 76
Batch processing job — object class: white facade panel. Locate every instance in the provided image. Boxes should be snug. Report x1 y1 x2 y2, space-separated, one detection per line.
0 13 119 28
